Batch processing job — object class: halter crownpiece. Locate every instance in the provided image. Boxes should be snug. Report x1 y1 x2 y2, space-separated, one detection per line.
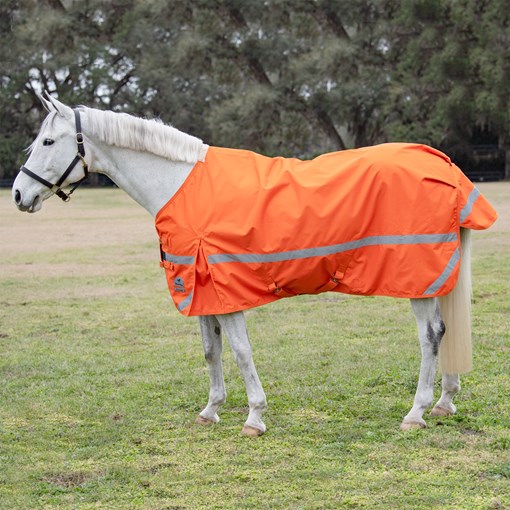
19 108 89 202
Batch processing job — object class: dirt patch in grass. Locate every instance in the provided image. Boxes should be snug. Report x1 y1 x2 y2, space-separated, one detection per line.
42 470 101 488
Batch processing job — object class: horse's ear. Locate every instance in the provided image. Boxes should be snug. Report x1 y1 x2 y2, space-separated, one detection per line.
44 91 72 118
37 92 51 112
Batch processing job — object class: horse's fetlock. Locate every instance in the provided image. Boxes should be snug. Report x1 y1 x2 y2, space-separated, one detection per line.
253 397 267 411
213 391 227 406
415 390 434 410
444 381 461 395
247 393 267 412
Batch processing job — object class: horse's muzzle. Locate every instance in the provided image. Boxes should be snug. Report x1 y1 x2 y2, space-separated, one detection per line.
13 188 42 213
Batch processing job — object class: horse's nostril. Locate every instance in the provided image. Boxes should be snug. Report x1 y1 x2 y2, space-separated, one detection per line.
14 189 22 205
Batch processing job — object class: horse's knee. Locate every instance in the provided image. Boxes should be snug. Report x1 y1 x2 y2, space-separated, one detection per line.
204 349 221 364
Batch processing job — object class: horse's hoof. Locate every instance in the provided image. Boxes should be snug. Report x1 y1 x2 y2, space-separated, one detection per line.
430 406 454 417
195 415 217 426
241 425 265 437
400 420 426 431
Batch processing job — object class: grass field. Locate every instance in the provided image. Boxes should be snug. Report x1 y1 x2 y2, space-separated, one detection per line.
0 184 509 509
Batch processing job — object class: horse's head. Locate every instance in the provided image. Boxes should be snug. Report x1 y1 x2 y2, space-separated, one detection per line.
13 93 89 212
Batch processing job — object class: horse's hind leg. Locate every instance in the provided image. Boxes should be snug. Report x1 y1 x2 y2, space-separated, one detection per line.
401 298 445 430
196 315 226 425
430 373 460 417
216 311 267 436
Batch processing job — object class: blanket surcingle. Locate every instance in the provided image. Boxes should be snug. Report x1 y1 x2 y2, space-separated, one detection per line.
155 143 497 316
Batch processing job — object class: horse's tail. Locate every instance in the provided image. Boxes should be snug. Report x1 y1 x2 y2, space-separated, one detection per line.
438 227 472 374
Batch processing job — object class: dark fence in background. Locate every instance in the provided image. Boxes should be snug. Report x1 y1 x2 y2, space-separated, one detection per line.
449 145 507 182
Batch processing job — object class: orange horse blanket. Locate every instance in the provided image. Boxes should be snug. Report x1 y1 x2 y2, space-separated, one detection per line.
155 143 497 316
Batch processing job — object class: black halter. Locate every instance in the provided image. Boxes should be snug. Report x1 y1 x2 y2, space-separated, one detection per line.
20 108 89 202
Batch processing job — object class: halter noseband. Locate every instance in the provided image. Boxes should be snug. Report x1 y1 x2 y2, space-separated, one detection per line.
20 108 89 202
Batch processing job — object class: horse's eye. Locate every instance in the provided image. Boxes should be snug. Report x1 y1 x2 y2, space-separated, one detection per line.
43 138 54 146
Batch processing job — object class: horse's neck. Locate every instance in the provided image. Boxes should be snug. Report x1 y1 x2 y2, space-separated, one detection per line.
92 145 195 217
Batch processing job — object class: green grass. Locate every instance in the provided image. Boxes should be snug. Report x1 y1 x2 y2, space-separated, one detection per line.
0 185 509 509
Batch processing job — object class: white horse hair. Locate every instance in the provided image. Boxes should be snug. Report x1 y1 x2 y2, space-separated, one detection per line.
13 94 474 435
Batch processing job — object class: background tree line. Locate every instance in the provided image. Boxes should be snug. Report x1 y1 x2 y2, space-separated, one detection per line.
1 0 509 182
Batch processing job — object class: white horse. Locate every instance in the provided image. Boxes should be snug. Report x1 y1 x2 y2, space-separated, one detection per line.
13 94 473 436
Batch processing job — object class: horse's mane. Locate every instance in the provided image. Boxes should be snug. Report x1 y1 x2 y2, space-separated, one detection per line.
82 107 208 164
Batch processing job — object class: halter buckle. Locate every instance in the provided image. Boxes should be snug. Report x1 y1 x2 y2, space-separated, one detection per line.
55 189 71 202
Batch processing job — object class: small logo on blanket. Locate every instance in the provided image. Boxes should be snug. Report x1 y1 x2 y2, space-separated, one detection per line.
174 277 185 293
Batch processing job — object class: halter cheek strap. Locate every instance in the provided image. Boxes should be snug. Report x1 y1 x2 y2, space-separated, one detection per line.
20 108 89 202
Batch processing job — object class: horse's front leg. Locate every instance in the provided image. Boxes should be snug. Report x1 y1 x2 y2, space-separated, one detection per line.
196 315 226 425
216 311 267 436
401 298 445 430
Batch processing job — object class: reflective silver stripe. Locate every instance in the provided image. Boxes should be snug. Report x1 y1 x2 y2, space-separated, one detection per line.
460 187 480 223
208 233 458 265
423 247 460 296
177 291 193 311
162 251 195 265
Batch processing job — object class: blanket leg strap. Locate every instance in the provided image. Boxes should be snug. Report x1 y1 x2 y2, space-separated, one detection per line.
316 251 353 293
315 269 346 293
267 282 297 298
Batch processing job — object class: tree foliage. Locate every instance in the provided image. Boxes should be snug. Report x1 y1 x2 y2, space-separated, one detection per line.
0 0 508 179
387 0 510 150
